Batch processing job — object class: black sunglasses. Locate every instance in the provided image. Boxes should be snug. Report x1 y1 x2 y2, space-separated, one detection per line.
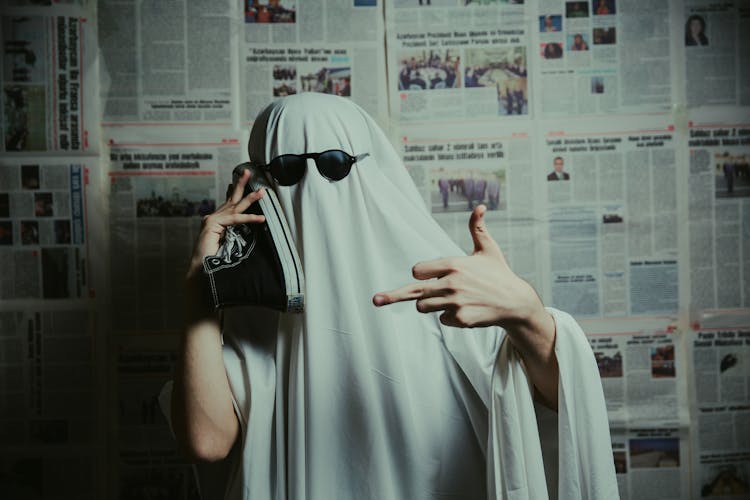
257 150 370 186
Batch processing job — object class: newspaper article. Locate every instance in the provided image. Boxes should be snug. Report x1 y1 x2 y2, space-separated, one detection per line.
685 1 750 107
0 308 98 499
589 327 685 427
687 120 750 311
386 1 528 121
538 119 680 317
98 0 236 124
398 122 542 290
689 323 750 498
242 0 386 123
610 427 690 500
536 0 673 116
115 334 198 499
106 134 242 332
0 161 92 300
1 12 98 152
243 43 386 123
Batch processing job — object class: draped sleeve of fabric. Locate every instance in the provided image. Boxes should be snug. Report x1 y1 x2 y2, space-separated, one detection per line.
487 307 619 500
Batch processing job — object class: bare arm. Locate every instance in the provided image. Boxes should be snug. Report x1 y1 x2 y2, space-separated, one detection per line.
373 205 558 409
171 170 266 461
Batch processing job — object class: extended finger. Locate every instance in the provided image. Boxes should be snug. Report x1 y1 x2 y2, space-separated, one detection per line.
412 258 460 280
225 183 233 201
230 168 251 204
210 212 265 229
415 296 452 314
373 281 442 307
234 187 266 214
439 311 461 327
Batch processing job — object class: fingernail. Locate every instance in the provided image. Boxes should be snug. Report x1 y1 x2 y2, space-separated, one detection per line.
372 294 385 306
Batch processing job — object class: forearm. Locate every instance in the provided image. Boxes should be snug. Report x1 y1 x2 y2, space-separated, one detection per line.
171 276 239 461
503 305 559 410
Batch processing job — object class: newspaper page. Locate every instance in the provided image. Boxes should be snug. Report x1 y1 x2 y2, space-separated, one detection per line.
0 160 97 300
687 118 750 312
242 1 387 124
537 117 680 318
1 6 99 153
0 308 99 499
114 333 199 499
98 0 237 125
583 317 690 500
685 1 750 108
536 0 674 116
385 0 529 121
610 427 691 500
105 131 243 332
588 326 686 427
398 121 543 290
688 315 750 499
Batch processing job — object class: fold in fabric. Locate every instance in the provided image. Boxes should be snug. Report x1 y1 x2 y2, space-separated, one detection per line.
170 94 617 499
486 308 619 499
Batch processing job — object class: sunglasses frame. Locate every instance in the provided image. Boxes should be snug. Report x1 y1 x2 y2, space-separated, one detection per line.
257 150 370 186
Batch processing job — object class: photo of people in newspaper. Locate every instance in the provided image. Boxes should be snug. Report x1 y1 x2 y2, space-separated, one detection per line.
3 16 46 151
431 167 505 213
4 84 45 151
594 0 615 16
273 65 297 96
464 47 527 115
2 16 45 84
539 15 562 32
629 438 680 468
397 49 460 91
540 42 563 60
135 177 215 218
300 66 351 96
565 1 589 18
685 14 708 47
595 351 623 377
593 27 616 45
651 344 676 378
244 0 296 23
715 152 750 198
567 33 590 51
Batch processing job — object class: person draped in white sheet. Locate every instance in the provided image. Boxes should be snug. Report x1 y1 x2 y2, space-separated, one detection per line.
170 93 618 499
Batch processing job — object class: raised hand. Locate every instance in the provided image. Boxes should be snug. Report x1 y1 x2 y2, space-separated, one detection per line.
374 205 544 330
187 168 266 280
373 204 558 408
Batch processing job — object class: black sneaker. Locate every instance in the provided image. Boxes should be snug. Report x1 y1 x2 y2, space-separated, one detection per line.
202 162 304 313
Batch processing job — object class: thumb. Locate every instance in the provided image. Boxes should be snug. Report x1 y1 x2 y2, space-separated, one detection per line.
469 205 503 259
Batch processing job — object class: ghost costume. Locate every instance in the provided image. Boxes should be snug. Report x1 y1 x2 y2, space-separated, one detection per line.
181 93 618 499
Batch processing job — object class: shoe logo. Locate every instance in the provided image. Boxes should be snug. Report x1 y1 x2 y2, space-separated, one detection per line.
205 225 257 272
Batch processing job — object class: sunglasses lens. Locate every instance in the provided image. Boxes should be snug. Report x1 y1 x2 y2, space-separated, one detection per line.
317 150 353 181
270 155 307 186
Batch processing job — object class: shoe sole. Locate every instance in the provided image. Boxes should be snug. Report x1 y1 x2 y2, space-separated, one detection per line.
246 163 305 312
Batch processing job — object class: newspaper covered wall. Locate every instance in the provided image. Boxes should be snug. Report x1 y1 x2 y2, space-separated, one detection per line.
2 0 750 498
104 131 243 333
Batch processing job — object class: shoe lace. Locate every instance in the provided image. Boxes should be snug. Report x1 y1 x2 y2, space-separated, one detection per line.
218 225 247 263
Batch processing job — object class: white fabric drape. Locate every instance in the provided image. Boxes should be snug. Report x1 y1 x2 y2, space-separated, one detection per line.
193 93 618 499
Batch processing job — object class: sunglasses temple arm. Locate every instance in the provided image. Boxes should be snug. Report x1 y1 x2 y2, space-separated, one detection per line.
355 153 370 163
